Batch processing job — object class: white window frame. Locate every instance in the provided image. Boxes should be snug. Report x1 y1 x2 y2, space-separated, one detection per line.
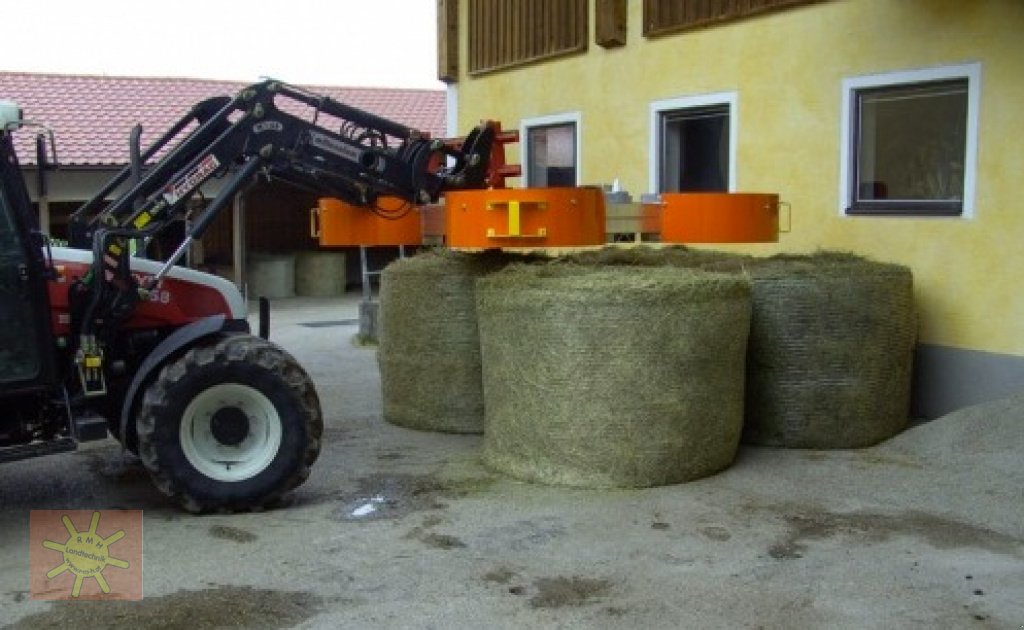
649 91 738 195
839 62 981 218
520 112 582 187
445 83 459 138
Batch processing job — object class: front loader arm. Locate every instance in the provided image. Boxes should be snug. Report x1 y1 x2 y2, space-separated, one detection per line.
70 80 496 395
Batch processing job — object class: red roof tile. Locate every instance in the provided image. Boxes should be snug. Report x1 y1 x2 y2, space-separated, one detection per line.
0 72 445 166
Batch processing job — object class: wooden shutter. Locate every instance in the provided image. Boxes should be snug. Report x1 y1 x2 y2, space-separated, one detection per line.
643 0 824 37
469 0 588 75
438 0 459 82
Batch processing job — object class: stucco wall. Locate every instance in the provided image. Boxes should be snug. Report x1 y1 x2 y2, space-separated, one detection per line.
453 0 1024 358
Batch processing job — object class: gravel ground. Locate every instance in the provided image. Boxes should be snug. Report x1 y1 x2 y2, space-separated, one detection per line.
0 295 1021 629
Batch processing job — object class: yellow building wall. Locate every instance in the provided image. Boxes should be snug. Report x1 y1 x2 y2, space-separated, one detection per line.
453 0 1024 357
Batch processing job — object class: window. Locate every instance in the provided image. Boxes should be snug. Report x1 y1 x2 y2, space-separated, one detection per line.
522 114 580 187
650 93 737 194
0 187 42 384
840 64 980 217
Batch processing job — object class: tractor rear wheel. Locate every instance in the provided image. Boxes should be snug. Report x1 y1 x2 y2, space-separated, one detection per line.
136 334 322 513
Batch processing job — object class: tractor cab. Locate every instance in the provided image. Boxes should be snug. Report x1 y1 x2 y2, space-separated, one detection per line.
0 101 56 399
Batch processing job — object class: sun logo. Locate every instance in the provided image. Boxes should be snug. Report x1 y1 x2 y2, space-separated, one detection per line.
41 511 130 598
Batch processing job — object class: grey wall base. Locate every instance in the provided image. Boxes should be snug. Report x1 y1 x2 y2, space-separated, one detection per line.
358 300 380 343
912 344 1024 419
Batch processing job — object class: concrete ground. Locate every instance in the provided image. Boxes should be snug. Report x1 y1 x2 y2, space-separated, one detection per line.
0 295 1021 629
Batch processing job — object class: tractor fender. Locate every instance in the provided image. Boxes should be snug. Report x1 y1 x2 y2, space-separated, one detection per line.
118 315 250 445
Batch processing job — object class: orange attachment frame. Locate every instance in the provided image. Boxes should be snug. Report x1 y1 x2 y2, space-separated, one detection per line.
313 197 422 247
444 187 606 249
660 192 782 243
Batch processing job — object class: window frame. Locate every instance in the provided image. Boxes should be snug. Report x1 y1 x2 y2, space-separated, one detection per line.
649 92 738 195
520 112 582 187
839 63 981 218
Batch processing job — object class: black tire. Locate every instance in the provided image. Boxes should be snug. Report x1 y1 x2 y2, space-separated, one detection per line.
136 334 322 513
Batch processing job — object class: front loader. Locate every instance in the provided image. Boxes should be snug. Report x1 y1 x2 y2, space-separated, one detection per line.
0 81 496 512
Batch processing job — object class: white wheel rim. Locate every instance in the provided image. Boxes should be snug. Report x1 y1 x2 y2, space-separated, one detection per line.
179 383 283 482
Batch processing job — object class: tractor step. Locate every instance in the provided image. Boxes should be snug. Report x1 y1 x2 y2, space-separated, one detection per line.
0 437 77 464
74 413 109 442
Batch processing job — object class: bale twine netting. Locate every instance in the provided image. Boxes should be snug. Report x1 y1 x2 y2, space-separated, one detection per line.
294 251 346 297
741 252 917 448
564 244 752 270
377 249 546 434
477 264 753 488
247 253 295 299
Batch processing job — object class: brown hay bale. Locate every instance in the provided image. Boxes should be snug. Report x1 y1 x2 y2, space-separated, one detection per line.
477 264 752 488
377 249 546 433
742 252 917 448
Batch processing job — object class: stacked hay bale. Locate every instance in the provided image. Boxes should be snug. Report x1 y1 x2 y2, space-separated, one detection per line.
477 264 752 488
294 251 346 297
740 253 916 448
247 253 295 299
565 246 917 448
377 249 545 434
565 244 750 270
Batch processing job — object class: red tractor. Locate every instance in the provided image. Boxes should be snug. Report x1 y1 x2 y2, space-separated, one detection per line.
0 82 495 512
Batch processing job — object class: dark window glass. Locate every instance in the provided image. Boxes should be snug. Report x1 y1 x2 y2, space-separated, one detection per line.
659 105 730 193
526 123 576 187
850 79 968 215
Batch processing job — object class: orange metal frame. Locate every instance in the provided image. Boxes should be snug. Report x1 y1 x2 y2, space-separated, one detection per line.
660 192 782 243
313 197 422 247
444 187 606 249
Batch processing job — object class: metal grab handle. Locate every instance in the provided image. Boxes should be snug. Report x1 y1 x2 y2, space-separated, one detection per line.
778 200 792 233
309 207 320 238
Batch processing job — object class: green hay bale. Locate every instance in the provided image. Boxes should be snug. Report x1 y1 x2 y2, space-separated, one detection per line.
741 252 917 448
561 247 917 448
378 249 546 433
564 244 751 270
477 264 752 488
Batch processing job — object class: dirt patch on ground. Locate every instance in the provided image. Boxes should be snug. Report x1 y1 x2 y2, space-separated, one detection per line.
401 514 467 550
208 524 258 544
482 567 517 584
85 451 150 483
700 526 732 541
5 585 322 629
768 507 1024 560
417 532 467 549
334 472 494 522
528 576 614 609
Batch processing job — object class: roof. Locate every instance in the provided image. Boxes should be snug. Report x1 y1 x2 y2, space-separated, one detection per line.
0 72 446 166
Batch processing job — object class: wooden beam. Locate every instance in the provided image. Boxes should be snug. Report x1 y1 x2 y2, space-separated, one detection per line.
437 0 459 83
596 0 627 48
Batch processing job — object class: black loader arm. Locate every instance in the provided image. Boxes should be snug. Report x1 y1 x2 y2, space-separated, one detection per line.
69 80 496 360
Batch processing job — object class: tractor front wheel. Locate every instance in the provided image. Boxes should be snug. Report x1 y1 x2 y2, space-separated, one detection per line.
136 334 322 513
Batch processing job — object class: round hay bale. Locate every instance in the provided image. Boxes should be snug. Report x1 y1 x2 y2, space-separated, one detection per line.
246 253 295 299
377 249 545 434
742 252 916 448
294 251 346 297
564 244 751 270
477 264 752 488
